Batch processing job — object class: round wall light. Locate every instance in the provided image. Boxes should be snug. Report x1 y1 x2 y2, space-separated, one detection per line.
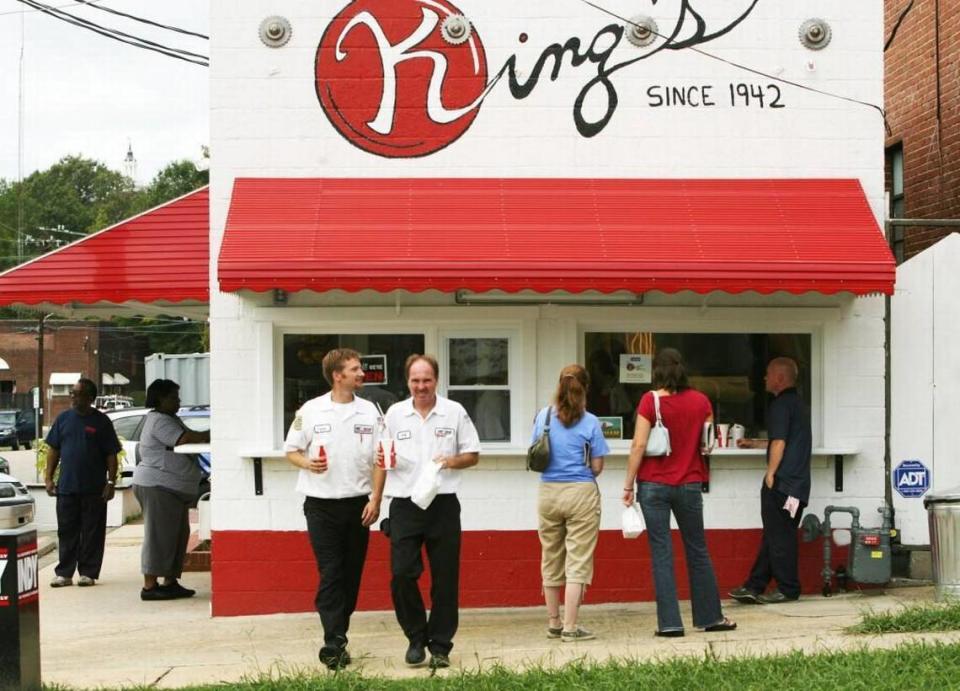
259 16 292 48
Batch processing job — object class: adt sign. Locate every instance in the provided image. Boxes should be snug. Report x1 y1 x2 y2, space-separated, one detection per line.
894 460 931 498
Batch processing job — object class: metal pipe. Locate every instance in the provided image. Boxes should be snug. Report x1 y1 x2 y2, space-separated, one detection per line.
886 219 960 227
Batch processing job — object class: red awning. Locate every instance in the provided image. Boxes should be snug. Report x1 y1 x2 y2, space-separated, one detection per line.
218 178 895 296
0 187 209 307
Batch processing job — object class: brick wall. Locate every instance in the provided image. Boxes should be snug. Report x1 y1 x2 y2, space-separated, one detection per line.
885 0 960 258
0 321 100 421
0 321 149 423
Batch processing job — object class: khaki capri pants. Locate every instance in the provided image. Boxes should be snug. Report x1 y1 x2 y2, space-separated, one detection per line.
538 481 602 586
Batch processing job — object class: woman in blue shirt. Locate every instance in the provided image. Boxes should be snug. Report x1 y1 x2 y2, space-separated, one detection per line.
531 364 609 642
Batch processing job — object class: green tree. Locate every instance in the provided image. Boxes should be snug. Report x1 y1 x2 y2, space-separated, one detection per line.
0 155 139 270
139 159 209 210
109 315 207 355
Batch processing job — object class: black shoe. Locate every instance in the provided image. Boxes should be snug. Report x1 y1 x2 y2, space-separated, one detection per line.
729 586 761 604
654 629 684 638
319 644 350 671
141 586 177 601
429 652 451 669
757 590 799 604
160 581 196 599
405 641 426 666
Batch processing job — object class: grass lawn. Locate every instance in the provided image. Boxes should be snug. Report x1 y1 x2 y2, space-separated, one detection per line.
45 641 960 691
848 600 960 634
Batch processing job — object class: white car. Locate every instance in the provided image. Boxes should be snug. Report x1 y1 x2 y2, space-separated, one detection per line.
105 407 150 481
106 406 211 483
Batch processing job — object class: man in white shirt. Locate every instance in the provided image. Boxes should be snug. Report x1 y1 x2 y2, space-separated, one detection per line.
381 354 480 669
285 348 385 671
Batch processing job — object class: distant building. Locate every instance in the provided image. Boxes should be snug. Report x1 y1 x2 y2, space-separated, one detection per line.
0 320 148 421
884 0 960 261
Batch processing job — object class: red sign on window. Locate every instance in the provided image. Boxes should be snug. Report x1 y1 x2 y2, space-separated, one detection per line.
360 355 388 385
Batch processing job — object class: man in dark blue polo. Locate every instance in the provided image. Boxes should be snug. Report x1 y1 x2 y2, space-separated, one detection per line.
729 357 812 604
44 377 121 588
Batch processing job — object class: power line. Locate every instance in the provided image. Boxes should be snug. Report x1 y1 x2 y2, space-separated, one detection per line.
0 0 102 17
19 0 208 61
577 0 886 123
70 0 208 40
14 0 208 66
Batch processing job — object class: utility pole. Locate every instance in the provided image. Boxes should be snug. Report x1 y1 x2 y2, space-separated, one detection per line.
36 314 45 434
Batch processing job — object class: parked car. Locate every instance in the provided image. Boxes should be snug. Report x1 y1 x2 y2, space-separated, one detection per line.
94 395 135 411
107 405 211 483
0 455 9 475
105 407 150 480
0 409 36 450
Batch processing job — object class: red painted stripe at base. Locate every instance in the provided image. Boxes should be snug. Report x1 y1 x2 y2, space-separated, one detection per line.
210 529 847 617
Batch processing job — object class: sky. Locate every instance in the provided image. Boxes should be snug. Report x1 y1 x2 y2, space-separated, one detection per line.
0 0 208 186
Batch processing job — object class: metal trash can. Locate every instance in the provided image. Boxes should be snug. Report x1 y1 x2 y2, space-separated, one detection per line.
0 472 40 690
924 486 960 602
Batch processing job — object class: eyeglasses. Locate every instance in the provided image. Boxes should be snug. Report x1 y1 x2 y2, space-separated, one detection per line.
69 390 90 398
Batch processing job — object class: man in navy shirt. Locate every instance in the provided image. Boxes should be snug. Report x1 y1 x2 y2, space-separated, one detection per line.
729 357 812 604
44 378 121 587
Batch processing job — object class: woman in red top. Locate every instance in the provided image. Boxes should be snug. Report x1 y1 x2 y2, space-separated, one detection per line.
622 348 735 636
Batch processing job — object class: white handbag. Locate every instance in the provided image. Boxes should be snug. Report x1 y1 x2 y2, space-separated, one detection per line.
621 503 645 539
645 391 672 457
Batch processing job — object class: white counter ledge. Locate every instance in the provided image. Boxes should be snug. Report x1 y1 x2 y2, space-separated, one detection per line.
236 445 859 495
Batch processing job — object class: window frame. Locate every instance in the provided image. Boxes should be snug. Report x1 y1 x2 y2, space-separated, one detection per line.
887 143 905 263
439 330 519 447
264 306 536 450
577 315 824 451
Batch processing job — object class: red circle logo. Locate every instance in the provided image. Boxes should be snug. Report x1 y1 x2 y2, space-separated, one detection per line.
316 0 489 158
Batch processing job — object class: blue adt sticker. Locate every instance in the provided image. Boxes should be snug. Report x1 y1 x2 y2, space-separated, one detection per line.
894 460 930 499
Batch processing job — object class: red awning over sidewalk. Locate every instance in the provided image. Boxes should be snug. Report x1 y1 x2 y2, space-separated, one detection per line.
217 178 895 296
0 187 209 308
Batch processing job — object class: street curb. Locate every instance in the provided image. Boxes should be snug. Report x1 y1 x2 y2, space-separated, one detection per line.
37 536 56 558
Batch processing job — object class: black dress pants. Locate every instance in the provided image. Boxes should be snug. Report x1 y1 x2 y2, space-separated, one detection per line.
389 494 461 655
303 495 371 647
745 484 805 598
55 492 107 579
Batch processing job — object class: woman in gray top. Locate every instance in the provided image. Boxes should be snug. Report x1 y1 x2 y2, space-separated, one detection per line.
133 379 210 601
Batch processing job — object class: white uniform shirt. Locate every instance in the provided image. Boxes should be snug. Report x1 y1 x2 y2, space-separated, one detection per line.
284 393 380 499
383 395 481 498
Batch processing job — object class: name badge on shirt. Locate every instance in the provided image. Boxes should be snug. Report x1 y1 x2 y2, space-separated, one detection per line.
354 424 374 435
396 430 412 441
435 427 455 438
314 423 332 433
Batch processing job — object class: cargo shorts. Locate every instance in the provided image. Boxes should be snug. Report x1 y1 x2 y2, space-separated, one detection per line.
537 481 601 586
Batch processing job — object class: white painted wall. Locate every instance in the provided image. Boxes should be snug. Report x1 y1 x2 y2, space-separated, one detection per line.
208 1 887 534
892 234 960 545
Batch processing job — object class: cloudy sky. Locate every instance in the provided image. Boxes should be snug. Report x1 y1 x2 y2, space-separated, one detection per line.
0 0 208 185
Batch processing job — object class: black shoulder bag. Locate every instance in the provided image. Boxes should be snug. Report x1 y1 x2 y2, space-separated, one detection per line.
526 407 552 472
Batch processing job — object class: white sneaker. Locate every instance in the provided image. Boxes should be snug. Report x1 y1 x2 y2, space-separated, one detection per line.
78 575 96 587
50 575 73 588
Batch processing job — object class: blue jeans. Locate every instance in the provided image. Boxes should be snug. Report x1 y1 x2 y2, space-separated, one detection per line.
638 482 724 632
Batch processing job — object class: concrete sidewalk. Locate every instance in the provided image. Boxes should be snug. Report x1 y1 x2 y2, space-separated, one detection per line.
38 523 956 689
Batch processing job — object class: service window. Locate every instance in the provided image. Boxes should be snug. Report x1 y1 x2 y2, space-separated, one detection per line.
444 337 511 442
584 332 812 440
282 333 425 432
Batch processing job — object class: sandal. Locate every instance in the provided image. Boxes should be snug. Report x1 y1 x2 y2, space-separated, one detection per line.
654 629 684 638
704 617 737 632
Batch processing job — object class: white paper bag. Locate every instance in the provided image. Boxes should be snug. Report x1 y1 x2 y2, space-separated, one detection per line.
621 503 645 539
411 460 442 510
